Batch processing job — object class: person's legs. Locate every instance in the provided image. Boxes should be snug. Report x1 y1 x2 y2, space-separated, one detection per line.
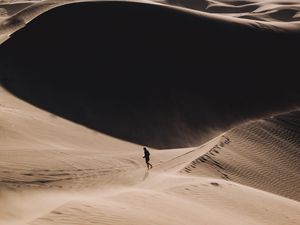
146 160 152 169
145 159 152 169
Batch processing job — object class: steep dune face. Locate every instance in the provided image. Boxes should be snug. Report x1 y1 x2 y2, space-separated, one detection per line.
182 111 300 201
0 1 299 224
0 1 299 148
0 87 185 191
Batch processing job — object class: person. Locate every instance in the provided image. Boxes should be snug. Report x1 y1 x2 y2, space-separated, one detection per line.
143 147 153 169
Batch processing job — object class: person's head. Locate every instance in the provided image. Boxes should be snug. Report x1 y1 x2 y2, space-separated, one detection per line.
143 147 147 151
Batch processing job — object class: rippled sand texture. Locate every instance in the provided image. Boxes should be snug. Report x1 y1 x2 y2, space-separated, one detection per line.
182 112 300 201
0 87 299 225
0 1 299 225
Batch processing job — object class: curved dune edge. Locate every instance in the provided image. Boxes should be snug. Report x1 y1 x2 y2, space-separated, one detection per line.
1 1 299 225
1 0 300 45
180 111 300 202
0 87 300 225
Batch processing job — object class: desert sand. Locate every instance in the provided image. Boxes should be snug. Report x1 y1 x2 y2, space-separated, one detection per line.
1 0 300 45
0 0 299 225
0 87 299 225
1 0 300 149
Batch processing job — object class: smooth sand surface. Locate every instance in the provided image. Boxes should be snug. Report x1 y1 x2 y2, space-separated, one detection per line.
0 87 299 225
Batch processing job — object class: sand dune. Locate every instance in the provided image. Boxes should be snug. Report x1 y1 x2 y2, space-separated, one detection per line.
0 1 299 224
0 87 185 191
0 87 299 225
1 0 300 45
181 112 300 201
0 1 299 148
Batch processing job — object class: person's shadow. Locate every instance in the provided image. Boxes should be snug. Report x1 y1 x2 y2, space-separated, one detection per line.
142 169 149 181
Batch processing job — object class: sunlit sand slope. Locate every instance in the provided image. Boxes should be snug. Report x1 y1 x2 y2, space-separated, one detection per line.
0 87 299 225
0 87 185 191
182 111 300 201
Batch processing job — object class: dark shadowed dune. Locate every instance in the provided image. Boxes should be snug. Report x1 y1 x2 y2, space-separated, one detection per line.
0 2 299 148
224 1 253 7
270 9 298 22
206 4 258 13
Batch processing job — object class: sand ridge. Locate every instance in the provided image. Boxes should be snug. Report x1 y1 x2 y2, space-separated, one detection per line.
181 112 300 201
1 0 299 149
0 1 299 224
0 87 299 225
1 0 300 44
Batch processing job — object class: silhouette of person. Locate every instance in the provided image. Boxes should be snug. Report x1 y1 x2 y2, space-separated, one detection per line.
143 147 153 169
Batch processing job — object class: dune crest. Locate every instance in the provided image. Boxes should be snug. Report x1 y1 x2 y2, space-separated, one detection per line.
0 1 299 224
0 87 299 225
0 0 299 148
1 0 300 44
181 111 300 201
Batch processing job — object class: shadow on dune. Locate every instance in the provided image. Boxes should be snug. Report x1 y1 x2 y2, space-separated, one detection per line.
0 2 299 148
